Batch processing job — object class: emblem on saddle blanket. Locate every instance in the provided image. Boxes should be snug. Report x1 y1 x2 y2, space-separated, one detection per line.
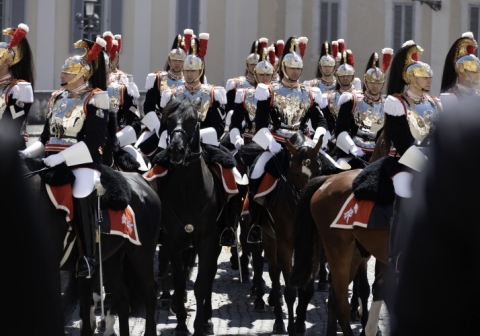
331 193 392 229
45 184 141 245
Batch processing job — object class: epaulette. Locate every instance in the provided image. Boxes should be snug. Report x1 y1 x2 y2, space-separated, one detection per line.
88 90 110 109
226 78 236 92
384 95 406 116
311 86 327 109
10 81 34 103
160 88 172 108
126 82 140 99
145 73 157 90
213 86 227 105
337 92 354 106
254 83 271 101
234 88 245 104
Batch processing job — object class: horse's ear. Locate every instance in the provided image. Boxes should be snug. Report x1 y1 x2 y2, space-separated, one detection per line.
285 138 297 155
311 135 323 157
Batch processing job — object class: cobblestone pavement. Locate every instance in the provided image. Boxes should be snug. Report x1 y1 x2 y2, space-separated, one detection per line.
63 247 390 336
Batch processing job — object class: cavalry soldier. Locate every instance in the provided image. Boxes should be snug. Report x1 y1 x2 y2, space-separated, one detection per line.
0 23 35 150
22 37 110 278
246 36 329 243
225 38 268 114
304 41 337 95
271 40 284 83
380 40 442 267
137 30 192 158
102 32 148 172
334 48 393 168
440 32 480 107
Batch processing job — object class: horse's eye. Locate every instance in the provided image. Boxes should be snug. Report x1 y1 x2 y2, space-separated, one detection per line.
302 159 311 166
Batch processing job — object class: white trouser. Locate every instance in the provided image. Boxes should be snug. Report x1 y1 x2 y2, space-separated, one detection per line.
392 171 413 198
134 130 155 149
251 151 273 179
72 168 101 198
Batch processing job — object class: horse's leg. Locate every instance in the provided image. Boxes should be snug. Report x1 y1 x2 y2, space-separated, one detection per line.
250 241 266 306
295 279 315 335
356 258 371 334
102 252 130 336
239 215 252 283
323 238 357 336
276 235 297 335
193 241 220 336
169 248 190 334
202 244 222 335
318 245 330 291
365 260 387 336
77 277 96 336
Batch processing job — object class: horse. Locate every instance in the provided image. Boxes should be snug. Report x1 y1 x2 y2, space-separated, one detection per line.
291 169 396 336
239 132 330 335
21 157 161 336
147 99 225 335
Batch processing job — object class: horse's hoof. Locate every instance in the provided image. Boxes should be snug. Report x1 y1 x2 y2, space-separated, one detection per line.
272 322 286 334
158 299 171 310
241 274 251 284
203 319 214 335
317 282 330 292
254 300 266 312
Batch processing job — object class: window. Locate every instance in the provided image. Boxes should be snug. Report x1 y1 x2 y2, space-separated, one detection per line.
319 1 339 52
176 0 199 35
393 3 414 52
1 0 26 43
71 0 123 53
469 5 480 56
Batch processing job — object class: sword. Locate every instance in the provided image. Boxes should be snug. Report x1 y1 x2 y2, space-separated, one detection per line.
23 166 53 179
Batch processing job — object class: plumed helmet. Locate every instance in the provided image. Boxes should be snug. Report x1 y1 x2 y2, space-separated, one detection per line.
336 50 355 77
0 23 29 67
254 44 275 75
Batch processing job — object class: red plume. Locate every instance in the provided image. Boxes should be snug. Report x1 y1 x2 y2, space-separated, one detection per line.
8 23 28 49
198 33 209 60
259 37 268 51
381 48 393 72
268 45 276 65
103 31 113 53
331 41 338 59
276 40 284 58
87 37 107 64
412 53 418 61
183 29 193 53
346 50 354 67
467 45 476 54
338 39 346 53
114 34 122 53
297 37 308 58
110 40 118 61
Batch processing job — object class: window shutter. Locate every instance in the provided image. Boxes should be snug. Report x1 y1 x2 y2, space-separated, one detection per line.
320 2 329 47
176 0 189 34
404 5 414 42
10 0 25 26
190 0 199 33
109 0 123 35
330 3 338 41
71 0 84 53
470 6 479 56
393 5 403 52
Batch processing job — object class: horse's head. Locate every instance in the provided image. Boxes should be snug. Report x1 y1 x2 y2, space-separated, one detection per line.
165 98 201 165
284 131 323 192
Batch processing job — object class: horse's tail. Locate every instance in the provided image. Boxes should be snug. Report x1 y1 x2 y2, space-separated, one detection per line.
61 270 79 324
290 175 329 288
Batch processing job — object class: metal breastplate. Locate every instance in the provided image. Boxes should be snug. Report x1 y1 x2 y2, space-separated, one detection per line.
310 78 336 95
175 84 213 121
107 82 122 113
328 91 342 118
404 95 439 144
0 85 9 119
234 76 254 90
353 94 385 149
159 71 185 94
47 91 89 145
272 83 311 127
243 87 257 123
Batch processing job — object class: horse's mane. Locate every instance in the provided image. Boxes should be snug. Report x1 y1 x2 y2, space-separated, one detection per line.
164 98 199 122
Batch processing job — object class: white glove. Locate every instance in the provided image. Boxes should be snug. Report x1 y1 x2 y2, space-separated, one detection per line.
43 153 66 167
268 140 282 155
349 145 365 158
21 141 45 158
234 137 244 150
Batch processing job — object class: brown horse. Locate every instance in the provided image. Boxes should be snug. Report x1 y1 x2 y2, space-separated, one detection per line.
291 169 395 336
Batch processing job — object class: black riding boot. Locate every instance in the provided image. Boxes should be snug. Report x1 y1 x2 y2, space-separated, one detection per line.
219 197 237 247
388 195 407 273
74 190 97 278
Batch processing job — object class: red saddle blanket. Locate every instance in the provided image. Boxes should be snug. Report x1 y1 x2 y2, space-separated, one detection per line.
143 163 239 195
331 193 393 229
46 184 141 245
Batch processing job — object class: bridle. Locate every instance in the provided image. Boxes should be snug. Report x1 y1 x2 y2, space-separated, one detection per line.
167 121 202 165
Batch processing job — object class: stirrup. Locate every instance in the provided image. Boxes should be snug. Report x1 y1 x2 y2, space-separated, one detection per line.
247 224 262 243
219 227 236 247
76 256 96 278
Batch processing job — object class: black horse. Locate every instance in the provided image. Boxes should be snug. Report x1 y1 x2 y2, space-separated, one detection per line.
149 99 225 335
21 157 161 336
